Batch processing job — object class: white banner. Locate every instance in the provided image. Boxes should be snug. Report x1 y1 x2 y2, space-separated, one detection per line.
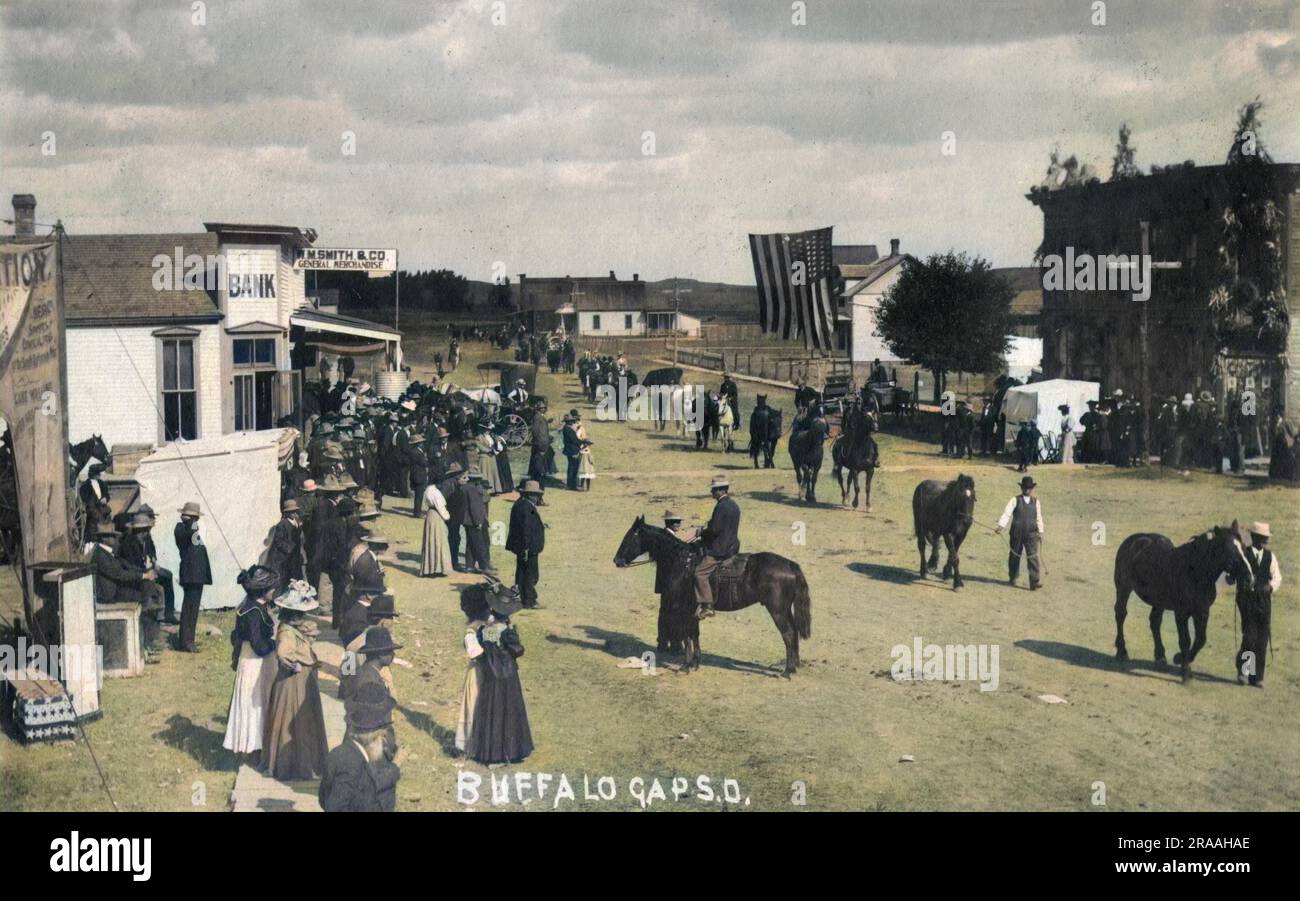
294 247 397 273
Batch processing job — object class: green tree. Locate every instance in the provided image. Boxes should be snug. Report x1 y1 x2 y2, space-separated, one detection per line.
875 252 1014 396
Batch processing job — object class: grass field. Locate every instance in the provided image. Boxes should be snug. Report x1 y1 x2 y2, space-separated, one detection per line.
3 337 1298 812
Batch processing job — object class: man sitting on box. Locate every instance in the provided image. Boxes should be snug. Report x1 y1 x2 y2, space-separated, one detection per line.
91 521 166 664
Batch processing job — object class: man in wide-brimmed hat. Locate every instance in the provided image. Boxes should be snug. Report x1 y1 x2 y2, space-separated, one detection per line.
506 480 546 609
561 411 583 489
91 520 167 660
462 467 495 575
172 500 211 651
120 508 178 626
693 475 740 619
264 498 306 591
439 461 469 571
341 625 402 703
321 679 401 812
339 577 388 650
1230 521 1282 687
995 475 1045 590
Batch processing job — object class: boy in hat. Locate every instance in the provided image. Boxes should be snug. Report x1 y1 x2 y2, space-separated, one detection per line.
506 480 546 609
1229 522 1282 687
694 475 741 619
995 476 1045 590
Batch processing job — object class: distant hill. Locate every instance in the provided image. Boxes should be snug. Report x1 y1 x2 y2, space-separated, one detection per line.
644 278 758 323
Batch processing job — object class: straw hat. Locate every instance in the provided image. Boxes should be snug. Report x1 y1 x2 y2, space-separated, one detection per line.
95 521 119 538
281 499 301 515
178 501 202 518
709 475 730 491
1249 522 1271 538
274 591 320 613
519 480 544 496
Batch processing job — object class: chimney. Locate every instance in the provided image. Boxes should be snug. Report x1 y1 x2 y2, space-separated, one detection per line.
12 194 36 237
633 273 639 281
890 237 900 257
609 270 616 279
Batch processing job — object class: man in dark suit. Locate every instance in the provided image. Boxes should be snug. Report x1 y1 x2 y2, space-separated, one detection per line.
321 679 400 812
174 501 212 652
693 475 741 619
439 463 467 572
264 498 306 590
463 469 494 575
407 434 431 518
91 521 165 661
506 480 546 608
528 406 550 484
561 413 583 490
120 508 177 624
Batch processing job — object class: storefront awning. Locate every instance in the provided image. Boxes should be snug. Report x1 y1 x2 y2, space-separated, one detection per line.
290 308 401 342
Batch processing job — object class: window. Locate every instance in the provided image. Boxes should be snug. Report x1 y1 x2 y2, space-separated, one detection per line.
161 338 198 441
592 314 602 330
235 371 277 431
624 314 633 330
233 338 276 366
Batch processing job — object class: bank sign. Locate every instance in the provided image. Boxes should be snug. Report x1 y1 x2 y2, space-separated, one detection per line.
293 247 398 273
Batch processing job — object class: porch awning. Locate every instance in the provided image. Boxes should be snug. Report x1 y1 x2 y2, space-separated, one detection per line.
290 307 401 342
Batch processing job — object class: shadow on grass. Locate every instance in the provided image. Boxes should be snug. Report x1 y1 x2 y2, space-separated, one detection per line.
398 704 461 758
744 489 841 509
1015 639 1239 686
846 561 1008 588
155 714 235 770
547 624 782 678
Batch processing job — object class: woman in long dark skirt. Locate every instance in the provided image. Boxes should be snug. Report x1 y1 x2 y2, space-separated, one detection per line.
262 590 328 780
464 582 533 765
494 434 515 495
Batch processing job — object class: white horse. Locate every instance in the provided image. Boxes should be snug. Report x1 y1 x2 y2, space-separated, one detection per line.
717 397 736 452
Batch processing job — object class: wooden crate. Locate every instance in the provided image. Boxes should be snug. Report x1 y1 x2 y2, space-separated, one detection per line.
2 669 77 743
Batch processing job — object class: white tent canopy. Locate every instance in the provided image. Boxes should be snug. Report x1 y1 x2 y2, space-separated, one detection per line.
134 430 295 609
1001 379 1100 448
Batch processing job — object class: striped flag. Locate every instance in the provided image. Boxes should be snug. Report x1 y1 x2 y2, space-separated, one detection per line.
748 227 836 350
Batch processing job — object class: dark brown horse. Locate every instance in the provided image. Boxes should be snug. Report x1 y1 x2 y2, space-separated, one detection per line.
613 516 812 676
788 413 829 503
831 401 879 511
1113 521 1254 682
911 474 976 590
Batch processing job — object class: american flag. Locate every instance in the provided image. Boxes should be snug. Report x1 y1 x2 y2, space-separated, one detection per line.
748 227 836 351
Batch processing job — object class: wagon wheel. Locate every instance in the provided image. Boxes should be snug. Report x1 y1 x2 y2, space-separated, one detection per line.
68 488 88 559
502 413 530 449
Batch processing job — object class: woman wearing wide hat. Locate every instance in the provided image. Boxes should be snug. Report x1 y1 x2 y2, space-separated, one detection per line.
459 579 534 765
223 564 280 759
261 585 329 780
420 474 453 577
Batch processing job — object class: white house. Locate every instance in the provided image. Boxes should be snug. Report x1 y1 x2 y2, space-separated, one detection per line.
842 250 909 367
34 199 401 452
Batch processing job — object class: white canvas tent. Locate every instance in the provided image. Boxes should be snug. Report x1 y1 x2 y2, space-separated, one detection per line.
1001 379 1100 450
134 429 296 609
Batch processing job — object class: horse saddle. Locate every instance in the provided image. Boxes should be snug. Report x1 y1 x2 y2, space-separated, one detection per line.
710 554 750 607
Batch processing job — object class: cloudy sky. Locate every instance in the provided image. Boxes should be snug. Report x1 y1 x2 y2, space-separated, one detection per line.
1 0 1297 283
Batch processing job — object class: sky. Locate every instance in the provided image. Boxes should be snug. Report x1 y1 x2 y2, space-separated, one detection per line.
1 0 1297 284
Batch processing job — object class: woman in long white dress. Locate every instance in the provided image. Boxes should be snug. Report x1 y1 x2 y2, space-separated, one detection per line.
222 566 279 759
574 412 596 490
455 591 489 755
420 481 452 576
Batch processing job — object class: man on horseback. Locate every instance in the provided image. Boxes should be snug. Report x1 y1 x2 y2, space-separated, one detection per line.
694 475 740 620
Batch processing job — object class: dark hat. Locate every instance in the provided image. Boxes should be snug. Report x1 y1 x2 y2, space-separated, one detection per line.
486 581 524 618
129 511 153 530
344 680 396 731
95 521 119 538
337 496 360 516
1057 404 1070 412
362 534 391 550
367 594 398 621
1019 476 1037 491
359 626 402 656
238 564 279 594
137 504 156 518
350 577 386 599
1086 400 1098 407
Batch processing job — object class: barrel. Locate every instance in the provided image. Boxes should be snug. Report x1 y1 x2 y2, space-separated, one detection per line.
374 370 409 400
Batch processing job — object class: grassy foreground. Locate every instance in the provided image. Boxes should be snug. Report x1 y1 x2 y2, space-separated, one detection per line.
2 338 1297 812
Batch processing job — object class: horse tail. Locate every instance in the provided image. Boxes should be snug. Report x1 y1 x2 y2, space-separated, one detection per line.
791 563 812 640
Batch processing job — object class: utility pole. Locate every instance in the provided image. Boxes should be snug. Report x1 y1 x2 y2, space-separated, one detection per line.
661 278 692 366
567 281 586 338
1117 220 1182 457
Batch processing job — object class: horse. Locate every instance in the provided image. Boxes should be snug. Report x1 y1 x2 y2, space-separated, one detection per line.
788 413 829 503
911 474 976 590
613 516 812 676
1113 521 1254 682
717 397 736 452
695 392 720 450
68 434 110 486
0 434 109 565
831 403 880 511
748 399 782 469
